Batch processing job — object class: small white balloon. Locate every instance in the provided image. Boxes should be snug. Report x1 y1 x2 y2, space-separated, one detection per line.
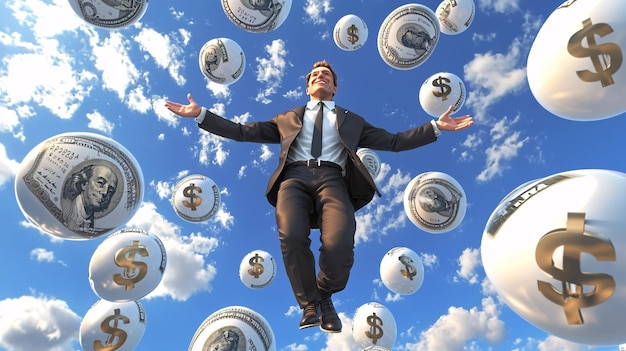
68 0 148 29
172 174 221 223
333 14 368 51
352 302 397 349
419 71 466 117
380 247 424 295
356 148 381 178
189 306 276 351
79 300 147 351
14 132 144 240
527 0 626 120
436 0 475 35
89 228 167 302
221 0 292 33
239 249 276 289
404 171 467 233
199 38 245 85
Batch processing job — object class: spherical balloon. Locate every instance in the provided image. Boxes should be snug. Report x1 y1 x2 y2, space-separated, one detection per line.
419 71 466 117
436 0 475 35
68 0 148 29
378 3 440 70
334 14 369 51
527 0 626 121
357 148 381 178
481 169 626 345
379 247 424 295
79 300 147 351
89 228 167 302
199 38 245 85
239 249 276 289
171 174 221 223
221 0 292 33
404 171 467 233
188 306 276 351
352 302 397 349
14 132 143 240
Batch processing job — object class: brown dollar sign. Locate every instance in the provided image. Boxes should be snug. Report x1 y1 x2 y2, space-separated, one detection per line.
94 308 129 351
432 76 451 101
113 240 149 290
347 24 359 45
398 254 417 280
535 212 616 325
567 18 623 87
182 183 203 211
365 312 384 345
248 253 265 278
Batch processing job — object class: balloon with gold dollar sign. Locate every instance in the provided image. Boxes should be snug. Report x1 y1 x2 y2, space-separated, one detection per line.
89 228 167 302
419 71 466 117
172 174 221 222
527 0 626 121
333 14 368 51
352 302 397 349
379 247 424 295
80 300 147 351
481 169 626 345
239 249 276 289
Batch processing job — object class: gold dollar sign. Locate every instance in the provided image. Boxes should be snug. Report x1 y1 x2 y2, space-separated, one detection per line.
113 240 149 290
347 24 359 44
94 308 129 351
182 183 203 211
248 253 265 278
432 76 451 101
365 312 384 345
567 18 623 87
535 212 616 325
398 254 417 280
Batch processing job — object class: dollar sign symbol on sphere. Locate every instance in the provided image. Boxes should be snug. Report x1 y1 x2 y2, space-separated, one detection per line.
535 212 616 325
567 18 623 87
113 240 149 290
432 76 451 101
365 312 384 345
398 254 417 281
347 24 359 45
94 308 129 351
248 253 265 278
182 183 203 211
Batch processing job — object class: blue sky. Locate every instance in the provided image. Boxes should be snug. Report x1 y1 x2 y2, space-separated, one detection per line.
1 0 626 350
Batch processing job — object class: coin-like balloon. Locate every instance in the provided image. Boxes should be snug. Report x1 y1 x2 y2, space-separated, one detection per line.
239 249 276 289
379 247 424 295
333 14 369 51
221 0 292 33
419 71 466 117
172 174 221 223
352 302 397 350
436 0 475 35
199 38 246 85
68 0 148 29
14 132 144 240
79 299 147 351
356 148 381 178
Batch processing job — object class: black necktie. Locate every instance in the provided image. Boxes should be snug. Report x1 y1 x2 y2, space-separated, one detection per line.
311 102 323 159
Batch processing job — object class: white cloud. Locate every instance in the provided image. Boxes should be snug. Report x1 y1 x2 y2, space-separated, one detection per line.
90 31 140 100
86 110 114 134
478 0 520 14
455 247 481 284
29 248 55 263
0 143 20 189
0 295 80 351
304 0 333 25
477 114 529 182
255 39 288 104
134 27 186 86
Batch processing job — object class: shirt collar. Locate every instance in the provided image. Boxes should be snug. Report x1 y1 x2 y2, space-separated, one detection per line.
307 100 335 110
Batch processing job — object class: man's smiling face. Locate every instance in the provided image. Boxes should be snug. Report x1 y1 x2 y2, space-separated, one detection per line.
306 66 337 100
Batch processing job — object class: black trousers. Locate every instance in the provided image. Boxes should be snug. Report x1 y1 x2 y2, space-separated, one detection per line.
276 164 356 308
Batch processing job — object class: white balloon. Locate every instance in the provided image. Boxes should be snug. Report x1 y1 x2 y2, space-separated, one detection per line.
481 169 626 345
403 171 467 233
356 148 381 178
171 174 221 223
239 249 276 289
333 14 369 51
89 228 167 302
199 38 245 85
189 306 276 351
419 71 466 117
79 300 147 351
14 132 144 240
221 0 292 33
379 247 424 295
436 0 475 35
352 302 397 349
68 0 148 29
527 0 626 121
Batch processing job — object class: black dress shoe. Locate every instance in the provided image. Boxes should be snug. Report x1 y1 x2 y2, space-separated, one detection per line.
299 302 321 329
320 296 342 333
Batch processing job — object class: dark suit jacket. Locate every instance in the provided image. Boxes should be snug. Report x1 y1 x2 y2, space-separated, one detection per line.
198 105 437 212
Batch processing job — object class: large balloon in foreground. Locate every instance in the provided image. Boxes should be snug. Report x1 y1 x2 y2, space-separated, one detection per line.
14 132 143 240
419 71 466 117
377 3 440 70
199 38 245 85
89 228 167 302
239 249 276 289
188 306 276 351
334 14 369 51
481 169 626 345
79 300 147 351
380 247 424 295
221 0 292 33
403 171 466 233
171 174 221 223
68 0 148 29
527 0 626 121
436 0 475 35
352 302 397 349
